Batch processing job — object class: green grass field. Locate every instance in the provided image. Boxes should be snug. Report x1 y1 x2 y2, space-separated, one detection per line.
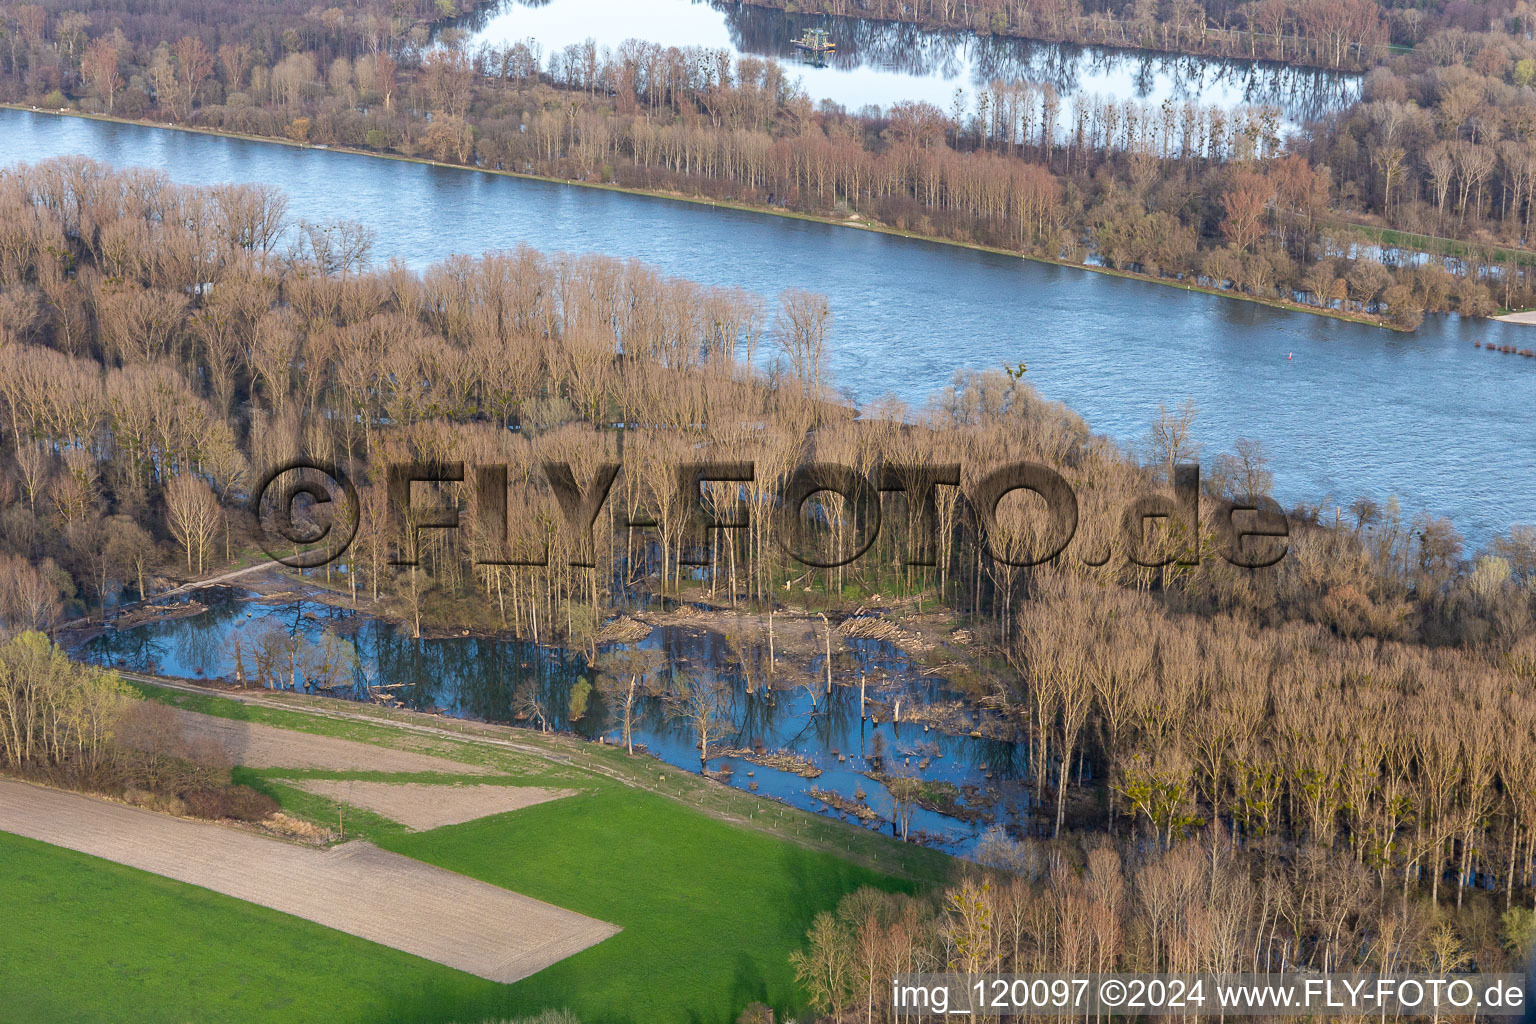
383 786 908 1023
0 830 511 1024
1 685 951 1023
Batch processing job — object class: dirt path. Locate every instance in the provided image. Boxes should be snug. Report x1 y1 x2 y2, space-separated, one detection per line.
1494 310 1536 325
0 779 618 982
286 780 575 830
154 559 279 597
165 706 495 775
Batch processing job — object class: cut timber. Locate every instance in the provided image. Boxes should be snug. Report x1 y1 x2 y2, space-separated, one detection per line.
163 707 494 774
287 780 577 831
0 780 618 982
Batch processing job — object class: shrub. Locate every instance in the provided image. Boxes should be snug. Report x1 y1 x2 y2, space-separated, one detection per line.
227 785 279 821
153 794 188 817
568 678 592 720
117 86 148 116
182 788 230 819
182 785 278 821
1502 907 1535 958
737 1003 775 1024
115 700 232 792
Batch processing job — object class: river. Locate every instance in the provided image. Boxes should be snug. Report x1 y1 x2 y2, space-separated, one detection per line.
5 108 1529 545
459 0 1359 124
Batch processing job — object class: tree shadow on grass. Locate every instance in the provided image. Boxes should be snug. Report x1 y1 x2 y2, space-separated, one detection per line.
356 976 520 1024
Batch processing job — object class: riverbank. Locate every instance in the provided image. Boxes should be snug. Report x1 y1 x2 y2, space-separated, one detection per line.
122 671 958 881
78 569 1020 853
0 666 950 1023
3 105 1403 333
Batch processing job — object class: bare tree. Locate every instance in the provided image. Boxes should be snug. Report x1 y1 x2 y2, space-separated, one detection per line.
514 679 550 733
666 672 731 769
773 288 829 399
163 473 220 575
886 773 921 842
1147 399 1201 482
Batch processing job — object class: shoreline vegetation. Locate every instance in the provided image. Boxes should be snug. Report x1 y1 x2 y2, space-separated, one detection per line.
0 630 940 1024
3 152 1536 1024
732 0 1391 71
3 105 1406 332
122 672 958 880
12 0 1536 333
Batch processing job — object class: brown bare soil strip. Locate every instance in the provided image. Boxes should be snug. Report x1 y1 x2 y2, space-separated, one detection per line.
0 779 618 982
165 707 494 775
128 675 951 883
286 780 576 831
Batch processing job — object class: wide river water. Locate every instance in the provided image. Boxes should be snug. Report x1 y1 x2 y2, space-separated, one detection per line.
3 108 1533 545
460 0 1359 122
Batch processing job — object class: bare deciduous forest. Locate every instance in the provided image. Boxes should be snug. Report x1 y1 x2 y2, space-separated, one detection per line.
0 160 1534 1020
10 0 1536 326
4 0 1536 1013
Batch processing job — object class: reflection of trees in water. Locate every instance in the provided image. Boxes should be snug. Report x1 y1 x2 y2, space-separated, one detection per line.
967 736 1028 780
447 0 518 35
346 618 797 747
724 2 973 80
81 589 257 676
85 627 170 672
731 682 785 745
78 594 1031 849
343 615 1008 777
370 632 591 725
724 3 1355 120
461 0 1356 123
725 3 1356 120
802 681 861 750
178 614 225 677
86 594 1021 794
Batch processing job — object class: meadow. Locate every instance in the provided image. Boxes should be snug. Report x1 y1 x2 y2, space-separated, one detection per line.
0 681 951 1023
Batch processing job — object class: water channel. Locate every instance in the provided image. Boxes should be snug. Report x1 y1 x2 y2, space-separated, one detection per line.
460 0 1360 123
7 107 1528 545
